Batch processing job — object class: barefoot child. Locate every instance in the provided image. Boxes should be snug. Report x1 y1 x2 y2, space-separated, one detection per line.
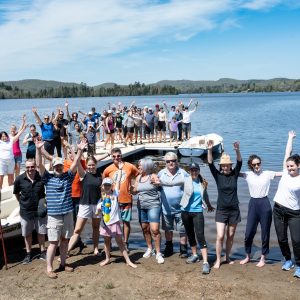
168 116 182 146
98 175 137 268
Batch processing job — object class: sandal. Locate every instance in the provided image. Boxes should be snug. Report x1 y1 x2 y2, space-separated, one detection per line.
56 264 74 273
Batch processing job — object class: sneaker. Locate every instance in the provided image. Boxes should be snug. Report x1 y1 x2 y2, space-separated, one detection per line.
293 266 300 278
202 262 210 274
179 244 188 258
22 253 31 265
282 260 294 271
143 248 155 258
186 254 199 264
129 143 134 146
163 241 174 257
156 253 165 264
39 251 47 261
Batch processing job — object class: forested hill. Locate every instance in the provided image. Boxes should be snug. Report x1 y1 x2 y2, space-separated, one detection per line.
1 78 300 99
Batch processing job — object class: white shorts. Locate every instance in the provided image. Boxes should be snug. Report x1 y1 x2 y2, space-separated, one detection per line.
0 158 15 175
77 204 100 219
47 212 74 241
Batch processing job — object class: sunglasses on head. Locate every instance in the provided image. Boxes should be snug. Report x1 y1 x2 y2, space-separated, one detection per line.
166 159 176 164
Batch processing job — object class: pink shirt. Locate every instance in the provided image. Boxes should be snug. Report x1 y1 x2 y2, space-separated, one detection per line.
13 139 22 157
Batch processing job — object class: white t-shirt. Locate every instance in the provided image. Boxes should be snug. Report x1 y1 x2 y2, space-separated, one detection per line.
273 169 300 210
0 140 14 160
242 170 276 198
102 190 120 225
158 111 167 122
182 109 196 123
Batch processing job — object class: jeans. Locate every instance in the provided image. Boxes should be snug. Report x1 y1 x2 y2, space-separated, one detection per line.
273 203 300 266
181 211 207 249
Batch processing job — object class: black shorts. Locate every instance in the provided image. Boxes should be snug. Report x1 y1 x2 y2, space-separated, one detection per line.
145 125 154 135
105 129 115 134
43 140 54 155
127 126 134 134
157 121 166 132
215 208 241 225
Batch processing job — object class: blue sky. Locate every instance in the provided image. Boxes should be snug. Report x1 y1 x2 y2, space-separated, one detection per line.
0 0 299 85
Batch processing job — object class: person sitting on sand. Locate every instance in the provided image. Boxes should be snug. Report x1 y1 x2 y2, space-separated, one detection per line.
207 140 242 269
273 131 300 278
239 155 281 267
99 177 137 268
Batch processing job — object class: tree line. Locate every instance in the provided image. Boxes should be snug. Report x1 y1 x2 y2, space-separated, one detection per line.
1 80 300 99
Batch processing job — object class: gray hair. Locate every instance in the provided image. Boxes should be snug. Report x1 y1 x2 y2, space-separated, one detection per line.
164 152 178 161
139 158 155 175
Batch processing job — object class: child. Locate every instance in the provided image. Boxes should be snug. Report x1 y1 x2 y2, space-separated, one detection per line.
98 176 137 268
168 116 182 146
85 125 96 156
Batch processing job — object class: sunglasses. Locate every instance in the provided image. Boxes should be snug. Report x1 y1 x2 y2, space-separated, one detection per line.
251 162 261 167
190 168 199 172
112 154 121 159
166 159 176 164
26 166 35 169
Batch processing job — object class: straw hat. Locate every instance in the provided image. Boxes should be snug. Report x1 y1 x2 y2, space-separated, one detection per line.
218 153 233 165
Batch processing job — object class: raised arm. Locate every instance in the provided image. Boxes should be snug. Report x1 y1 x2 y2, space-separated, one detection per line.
11 115 27 142
65 100 71 121
71 140 87 174
207 140 214 164
35 140 46 176
283 131 296 170
233 141 242 162
32 107 42 126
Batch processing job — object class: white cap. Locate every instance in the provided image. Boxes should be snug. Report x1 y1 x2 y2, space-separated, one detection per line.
102 177 113 185
53 157 64 167
88 111 93 115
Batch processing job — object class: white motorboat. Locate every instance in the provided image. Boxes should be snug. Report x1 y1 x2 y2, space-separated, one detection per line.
0 187 21 239
178 133 224 157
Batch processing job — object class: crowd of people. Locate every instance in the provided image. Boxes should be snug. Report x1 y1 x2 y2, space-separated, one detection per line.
0 100 299 280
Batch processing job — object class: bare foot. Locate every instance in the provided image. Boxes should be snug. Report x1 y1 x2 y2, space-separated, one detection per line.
227 259 235 265
94 250 100 256
213 260 221 269
127 261 137 268
256 260 265 268
100 259 110 266
240 257 250 265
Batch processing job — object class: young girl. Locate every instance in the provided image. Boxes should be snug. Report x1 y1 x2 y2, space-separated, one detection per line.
99 175 137 268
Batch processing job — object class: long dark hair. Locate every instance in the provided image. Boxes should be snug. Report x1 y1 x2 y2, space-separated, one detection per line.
286 154 300 166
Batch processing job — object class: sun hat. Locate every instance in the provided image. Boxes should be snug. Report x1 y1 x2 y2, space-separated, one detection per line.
102 177 113 185
218 153 233 165
53 157 64 167
189 162 200 170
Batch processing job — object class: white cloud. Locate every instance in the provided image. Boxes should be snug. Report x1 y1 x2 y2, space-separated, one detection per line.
0 0 287 80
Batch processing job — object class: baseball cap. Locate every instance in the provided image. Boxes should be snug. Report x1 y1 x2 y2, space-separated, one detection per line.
107 110 112 114
189 162 200 170
88 111 93 115
53 157 64 167
102 177 113 185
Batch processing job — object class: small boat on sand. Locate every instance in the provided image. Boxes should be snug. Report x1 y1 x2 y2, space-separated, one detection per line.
0 187 21 239
178 133 224 157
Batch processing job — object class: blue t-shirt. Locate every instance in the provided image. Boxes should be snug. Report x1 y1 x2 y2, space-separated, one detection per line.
42 170 75 216
158 167 189 215
182 180 203 213
40 122 54 140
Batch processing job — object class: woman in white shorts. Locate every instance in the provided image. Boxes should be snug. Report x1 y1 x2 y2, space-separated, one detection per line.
0 118 27 189
68 156 102 256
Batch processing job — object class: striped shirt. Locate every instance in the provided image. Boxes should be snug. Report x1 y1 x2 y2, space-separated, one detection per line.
42 170 75 216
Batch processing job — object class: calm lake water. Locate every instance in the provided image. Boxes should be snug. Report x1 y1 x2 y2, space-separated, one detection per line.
1 92 300 260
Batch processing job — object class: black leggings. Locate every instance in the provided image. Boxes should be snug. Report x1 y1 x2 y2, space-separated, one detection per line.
273 203 300 266
181 211 207 249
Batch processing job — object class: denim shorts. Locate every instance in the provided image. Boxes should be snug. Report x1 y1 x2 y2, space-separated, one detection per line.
14 155 22 166
138 206 161 223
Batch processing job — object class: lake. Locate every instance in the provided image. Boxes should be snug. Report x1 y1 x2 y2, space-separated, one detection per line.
1 92 300 261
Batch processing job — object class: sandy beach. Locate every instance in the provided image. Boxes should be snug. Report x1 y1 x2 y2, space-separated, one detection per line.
1 235 300 300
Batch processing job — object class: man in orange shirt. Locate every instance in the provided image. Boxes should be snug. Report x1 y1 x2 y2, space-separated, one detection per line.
103 147 139 251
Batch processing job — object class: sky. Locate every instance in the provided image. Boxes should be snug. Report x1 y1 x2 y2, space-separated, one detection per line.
0 0 300 86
